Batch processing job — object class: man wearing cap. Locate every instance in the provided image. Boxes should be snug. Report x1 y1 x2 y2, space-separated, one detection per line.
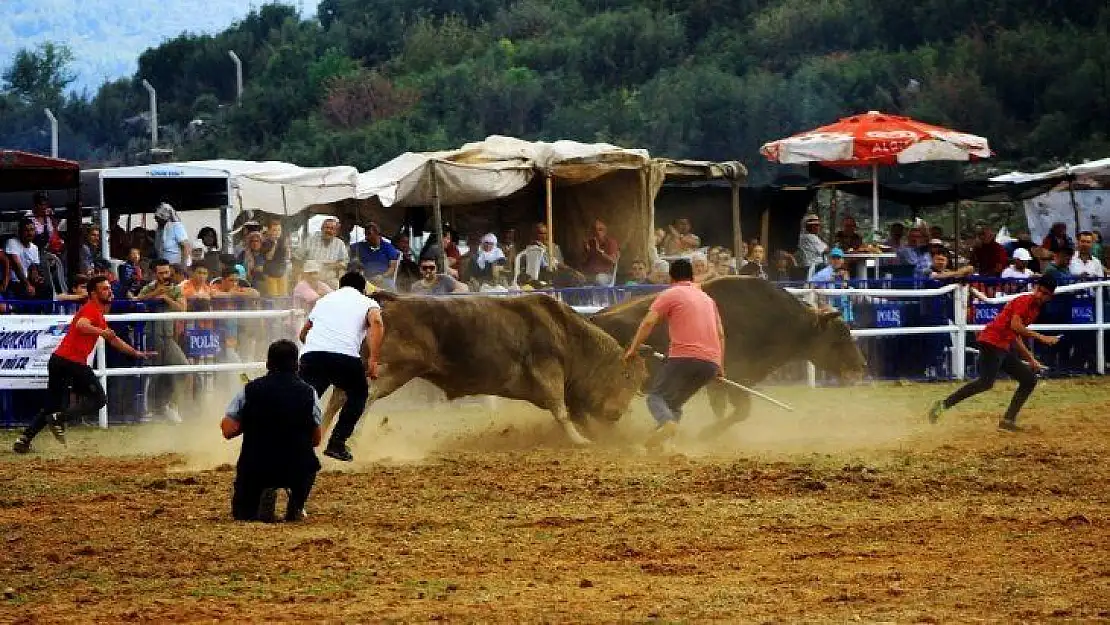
796 214 829 269
811 248 847 283
928 274 1060 432
153 203 191 267
1001 248 1037 281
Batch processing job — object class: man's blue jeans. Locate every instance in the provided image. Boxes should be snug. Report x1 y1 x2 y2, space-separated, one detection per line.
646 357 720 426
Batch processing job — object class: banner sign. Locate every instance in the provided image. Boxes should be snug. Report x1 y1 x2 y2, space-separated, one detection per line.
184 328 222 358
1071 302 1095 324
0 318 70 389
1023 190 1110 242
874 304 903 328
973 303 1002 324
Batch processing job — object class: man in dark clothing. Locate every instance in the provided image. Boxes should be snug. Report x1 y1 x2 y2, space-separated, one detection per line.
221 340 322 522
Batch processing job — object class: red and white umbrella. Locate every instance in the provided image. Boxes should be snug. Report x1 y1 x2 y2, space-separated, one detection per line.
760 111 991 234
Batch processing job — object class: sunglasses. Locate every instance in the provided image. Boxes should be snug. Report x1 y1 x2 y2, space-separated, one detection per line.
420 265 437 271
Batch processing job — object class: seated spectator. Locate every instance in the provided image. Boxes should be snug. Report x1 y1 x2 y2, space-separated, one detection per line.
969 226 1009 277
221 339 321 523
897 227 933 277
796 214 829 269
691 252 718 283
296 217 349 289
1041 222 1074 257
261 219 290 297
500 228 518 266
55 275 89 302
768 250 797 282
653 228 667 256
811 248 849 283
714 248 736 277
739 244 769 279
238 232 267 289
581 219 620 284
351 222 399 282
648 259 671 284
467 233 508 287
392 234 420 292
928 225 944 242
78 226 103 276
6 218 41 299
1043 246 1074 278
928 252 973 281
292 260 333 311
927 238 952 266
662 218 701 255
197 227 223 274
28 191 64 256
1001 248 1038 280
170 263 187 287
410 260 469 295
835 216 863 251
623 259 649 285
1007 230 1043 272
1070 231 1105 279
887 222 906 250
419 231 461 279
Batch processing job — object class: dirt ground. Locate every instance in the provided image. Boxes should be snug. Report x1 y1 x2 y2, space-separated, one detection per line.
1 379 1109 623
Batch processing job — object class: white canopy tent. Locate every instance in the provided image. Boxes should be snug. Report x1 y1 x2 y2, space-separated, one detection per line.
991 158 1110 241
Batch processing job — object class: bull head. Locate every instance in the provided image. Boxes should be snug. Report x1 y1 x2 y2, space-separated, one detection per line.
808 307 866 384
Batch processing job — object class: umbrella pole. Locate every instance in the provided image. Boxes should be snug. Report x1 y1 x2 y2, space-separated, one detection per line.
430 161 447 272
545 172 555 265
871 163 879 237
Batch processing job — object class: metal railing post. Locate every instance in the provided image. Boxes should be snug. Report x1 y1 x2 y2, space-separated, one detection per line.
954 285 969 381
96 341 109 428
1097 282 1105 375
806 287 817 388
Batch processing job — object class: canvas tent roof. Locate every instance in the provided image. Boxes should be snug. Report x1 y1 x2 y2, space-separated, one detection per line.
88 159 359 215
990 157 1110 186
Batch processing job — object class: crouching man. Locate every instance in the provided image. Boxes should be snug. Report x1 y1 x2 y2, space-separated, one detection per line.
221 339 322 522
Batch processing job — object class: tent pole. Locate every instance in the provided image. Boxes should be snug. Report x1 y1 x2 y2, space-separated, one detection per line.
1068 177 1081 235
730 180 742 259
871 163 879 237
99 208 110 261
545 172 555 265
430 161 447 271
760 207 770 250
830 187 838 246
953 199 961 262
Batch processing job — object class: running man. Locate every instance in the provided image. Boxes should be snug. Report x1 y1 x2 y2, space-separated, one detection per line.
297 271 383 462
928 273 1060 431
622 258 725 449
13 276 155 453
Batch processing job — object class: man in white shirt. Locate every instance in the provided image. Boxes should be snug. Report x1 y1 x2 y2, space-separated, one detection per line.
154 203 191 267
796 214 829 269
6 218 41 298
297 271 383 462
1001 248 1037 281
1069 231 1105 279
297 218 349 289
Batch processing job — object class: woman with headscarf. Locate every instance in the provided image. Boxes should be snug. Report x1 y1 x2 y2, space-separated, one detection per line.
154 202 191 266
467 233 508 287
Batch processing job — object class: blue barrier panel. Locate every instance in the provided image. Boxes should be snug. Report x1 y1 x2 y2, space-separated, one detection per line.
184 327 222 358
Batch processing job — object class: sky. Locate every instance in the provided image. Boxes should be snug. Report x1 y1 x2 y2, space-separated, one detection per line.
0 0 307 94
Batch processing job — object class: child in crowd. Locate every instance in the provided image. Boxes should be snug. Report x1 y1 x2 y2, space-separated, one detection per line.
118 247 144 297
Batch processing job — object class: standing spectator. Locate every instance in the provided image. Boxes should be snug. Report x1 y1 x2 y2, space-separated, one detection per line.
796 214 829 269
1040 222 1074 256
28 191 63 256
292 260 333 311
197 226 223 273
1001 248 1038 280
714 248 737 277
887 223 906 250
500 228 518 267
768 250 797 282
410 259 469 295
969 226 1009 277
1092 230 1104 261
1043 246 1074 279
811 248 848 283
6 218 40 299
55 275 89 303
170 263 187 286
1006 230 1042 272
1069 231 1105 279
928 225 945 243
691 252 718 283
581 219 620 285
928 252 973 281
467 233 508 287
624 259 650 285
238 231 267 289
834 216 863 251
137 259 188 423
897 227 933 277
261 219 289 297
154 203 191 268
350 222 399 282
79 226 102 276
653 228 667 257
297 217 348 289
739 244 769 279
662 218 701 256
648 259 671 285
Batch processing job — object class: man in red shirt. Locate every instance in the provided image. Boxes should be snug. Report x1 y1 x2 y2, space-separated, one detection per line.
623 258 725 449
969 226 1009 277
13 276 155 453
581 219 620 284
928 274 1060 431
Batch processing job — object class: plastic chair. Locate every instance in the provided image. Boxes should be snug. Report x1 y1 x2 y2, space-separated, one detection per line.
513 246 548 287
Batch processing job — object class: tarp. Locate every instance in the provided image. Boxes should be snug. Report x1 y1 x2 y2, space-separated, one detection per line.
355 135 651 207
92 160 360 215
0 150 80 193
990 158 1110 186
807 164 1063 207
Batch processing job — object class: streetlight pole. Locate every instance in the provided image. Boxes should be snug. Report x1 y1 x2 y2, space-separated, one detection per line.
228 50 243 102
141 79 158 148
43 108 58 157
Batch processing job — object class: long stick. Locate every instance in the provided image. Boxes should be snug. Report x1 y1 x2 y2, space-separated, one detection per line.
644 350 795 412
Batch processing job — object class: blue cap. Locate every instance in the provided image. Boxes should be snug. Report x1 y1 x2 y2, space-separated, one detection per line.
829 248 845 259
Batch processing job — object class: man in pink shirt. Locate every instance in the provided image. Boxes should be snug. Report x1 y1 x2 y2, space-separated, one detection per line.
623 258 725 449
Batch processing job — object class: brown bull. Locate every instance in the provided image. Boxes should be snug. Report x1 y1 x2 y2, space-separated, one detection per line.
324 293 647 445
590 276 865 425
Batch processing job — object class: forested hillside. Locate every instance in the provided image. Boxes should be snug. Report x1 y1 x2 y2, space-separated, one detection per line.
2 0 1108 182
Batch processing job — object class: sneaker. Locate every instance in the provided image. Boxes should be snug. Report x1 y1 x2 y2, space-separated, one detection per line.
257 488 278 523
997 419 1023 433
927 400 945 425
47 413 66 445
164 406 183 424
644 421 678 451
12 435 31 454
323 444 354 462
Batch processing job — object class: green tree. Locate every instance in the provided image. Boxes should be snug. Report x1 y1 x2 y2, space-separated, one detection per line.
2 43 76 108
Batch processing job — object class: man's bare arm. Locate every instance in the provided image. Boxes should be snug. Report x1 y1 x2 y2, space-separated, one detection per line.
299 320 313 343
624 310 660 359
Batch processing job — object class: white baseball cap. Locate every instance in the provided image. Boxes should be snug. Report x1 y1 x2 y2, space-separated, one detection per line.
1012 248 1032 261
